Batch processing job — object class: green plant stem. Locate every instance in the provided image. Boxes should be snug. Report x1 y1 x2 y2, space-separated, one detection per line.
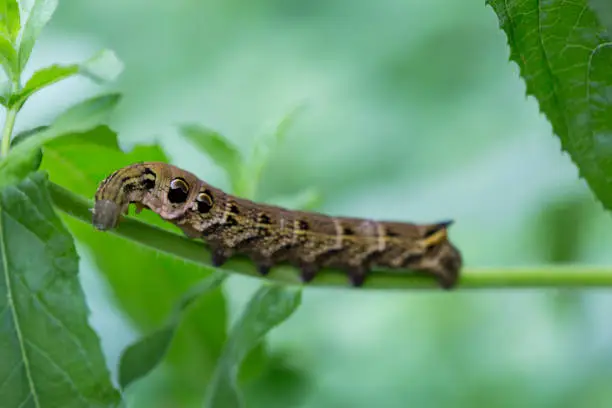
1 106 18 157
48 181 612 290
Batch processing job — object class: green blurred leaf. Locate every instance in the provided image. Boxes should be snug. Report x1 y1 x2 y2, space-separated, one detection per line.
267 187 322 211
205 284 302 408
0 0 21 43
0 125 48 183
17 0 58 72
9 50 123 109
0 79 10 105
180 124 244 193
51 92 121 132
80 49 124 84
236 341 269 384
0 126 48 188
534 196 592 264
243 350 311 408
589 0 612 33
0 147 40 187
241 103 305 198
0 93 121 183
0 172 120 407
118 271 227 391
532 196 593 320
10 125 49 147
0 31 17 80
10 63 79 108
487 0 612 210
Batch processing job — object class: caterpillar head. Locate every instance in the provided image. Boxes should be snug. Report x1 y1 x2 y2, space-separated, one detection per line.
92 162 202 230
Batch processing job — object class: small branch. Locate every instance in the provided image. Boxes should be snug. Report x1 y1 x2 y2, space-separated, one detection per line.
1 106 18 157
49 181 612 290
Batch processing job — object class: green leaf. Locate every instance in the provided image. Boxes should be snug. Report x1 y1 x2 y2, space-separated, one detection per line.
0 79 10 105
0 0 21 43
487 0 612 210
205 284 302 408
0 127 48 188
9 50 123 108
118 271 227 391
17 0 58 72
0 93 121 183
0 171 120 407
10 125 49 148
0 31 18 80
8 49 123 109
0 147 40 186
267 187 322 211
51 92 121 132
589 0 612 33
240 103 305 198
9 64 79 108
4 125 48 175
179 124 244 193
236 342 269 383
80 49 124 84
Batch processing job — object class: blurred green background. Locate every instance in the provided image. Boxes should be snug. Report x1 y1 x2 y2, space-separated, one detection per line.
14 0 612 407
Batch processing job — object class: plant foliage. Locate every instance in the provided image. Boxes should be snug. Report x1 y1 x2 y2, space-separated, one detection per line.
0 0 611 407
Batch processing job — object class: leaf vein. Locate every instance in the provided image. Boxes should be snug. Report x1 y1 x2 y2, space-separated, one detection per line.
30 286 96 377
0 207 41 407
25 339 92 406
0 361 24 395
16 393 32 408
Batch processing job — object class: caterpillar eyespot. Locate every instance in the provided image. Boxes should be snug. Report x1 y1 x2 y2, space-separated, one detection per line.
93 162 463 289
168 177 190 203
196 191 214 213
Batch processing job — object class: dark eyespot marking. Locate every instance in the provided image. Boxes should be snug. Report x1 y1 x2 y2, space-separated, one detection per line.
196 191 214 213
342 226 355 236
168 177 190 203
297 220 309 231
228 202 240 215
142 168 156 190
258 214 272 225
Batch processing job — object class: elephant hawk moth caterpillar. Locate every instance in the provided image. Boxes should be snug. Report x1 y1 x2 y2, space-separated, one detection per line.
92 162 462 289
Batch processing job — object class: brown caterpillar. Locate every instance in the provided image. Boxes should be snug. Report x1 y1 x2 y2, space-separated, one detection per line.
92 162 462 289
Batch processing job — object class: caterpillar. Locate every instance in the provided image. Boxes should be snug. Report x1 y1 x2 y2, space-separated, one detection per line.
92 162 462 289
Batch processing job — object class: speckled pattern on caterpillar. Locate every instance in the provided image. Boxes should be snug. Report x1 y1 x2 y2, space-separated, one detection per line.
93 161 462 289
